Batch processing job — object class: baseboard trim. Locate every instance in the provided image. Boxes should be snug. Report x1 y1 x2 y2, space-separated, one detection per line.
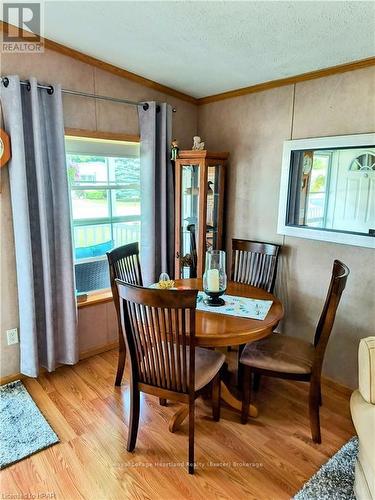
0 341 119 385
0 372 23 385
79 341 119 360
321 375 353 398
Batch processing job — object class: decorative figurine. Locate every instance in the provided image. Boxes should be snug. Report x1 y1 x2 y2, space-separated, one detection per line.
192 136 205 150
180 253 193 268
170 139 179 160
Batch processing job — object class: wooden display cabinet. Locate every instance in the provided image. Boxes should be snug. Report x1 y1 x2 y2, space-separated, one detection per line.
174 150 228 278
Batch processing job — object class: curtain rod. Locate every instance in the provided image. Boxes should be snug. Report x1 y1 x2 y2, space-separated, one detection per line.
0 77 177 112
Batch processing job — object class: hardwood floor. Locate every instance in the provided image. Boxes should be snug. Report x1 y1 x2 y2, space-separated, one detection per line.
1 349 354 500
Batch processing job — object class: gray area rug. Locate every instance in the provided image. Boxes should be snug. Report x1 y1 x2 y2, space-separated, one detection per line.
294 437 358 500
0 380 59 469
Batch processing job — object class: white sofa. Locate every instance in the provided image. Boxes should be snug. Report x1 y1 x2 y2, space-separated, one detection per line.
350 337 375 500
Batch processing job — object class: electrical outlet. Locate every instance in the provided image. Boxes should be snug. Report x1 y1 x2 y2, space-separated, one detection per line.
6 328 19 345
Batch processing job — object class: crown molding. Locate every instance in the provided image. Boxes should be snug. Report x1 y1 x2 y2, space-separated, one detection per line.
2 21 374 107
197 56 375 105
0 21 198 105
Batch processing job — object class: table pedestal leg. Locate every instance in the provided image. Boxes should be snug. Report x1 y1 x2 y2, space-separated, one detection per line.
169 405 189 433
220 381 258 417
168 381 258 433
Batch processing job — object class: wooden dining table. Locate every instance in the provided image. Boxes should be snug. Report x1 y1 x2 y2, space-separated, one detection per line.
168 278 284 432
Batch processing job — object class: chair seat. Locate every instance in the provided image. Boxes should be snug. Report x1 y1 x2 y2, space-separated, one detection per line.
240 335 315 374
146 344 225 391
195 347 225 391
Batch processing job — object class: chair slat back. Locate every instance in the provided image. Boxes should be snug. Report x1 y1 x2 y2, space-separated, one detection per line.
313 260 350 372
107 242 143 329
107 242 143 287
116 281 198 394
231 239 281 292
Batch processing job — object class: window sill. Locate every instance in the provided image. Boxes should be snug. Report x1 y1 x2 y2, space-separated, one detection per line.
77 289 113 308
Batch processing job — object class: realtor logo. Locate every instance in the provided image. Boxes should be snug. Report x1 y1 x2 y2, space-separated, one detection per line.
2 2 44 52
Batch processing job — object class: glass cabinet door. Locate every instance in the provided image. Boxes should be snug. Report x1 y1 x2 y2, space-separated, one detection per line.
206 165 221 252
180 164 199 278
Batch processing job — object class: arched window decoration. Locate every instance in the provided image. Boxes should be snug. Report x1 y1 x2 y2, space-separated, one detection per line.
349 152 375 171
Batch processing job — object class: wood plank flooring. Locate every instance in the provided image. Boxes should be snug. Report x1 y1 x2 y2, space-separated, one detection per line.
1 349 355 500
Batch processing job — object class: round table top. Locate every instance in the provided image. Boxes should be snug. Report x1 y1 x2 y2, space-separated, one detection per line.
175 279 284 347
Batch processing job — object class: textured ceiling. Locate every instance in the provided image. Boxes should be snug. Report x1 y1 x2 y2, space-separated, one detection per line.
8 1 375 98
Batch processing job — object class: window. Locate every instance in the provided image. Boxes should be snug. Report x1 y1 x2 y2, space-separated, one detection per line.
65 135 141 293
278 134 375 248
349 153 375 171
305 152 331 228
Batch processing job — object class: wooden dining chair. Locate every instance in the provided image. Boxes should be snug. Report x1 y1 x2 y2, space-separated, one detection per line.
107 242 143 386
231 238 281 292
116 280 225 474
240 260 350 443
231 238 281 384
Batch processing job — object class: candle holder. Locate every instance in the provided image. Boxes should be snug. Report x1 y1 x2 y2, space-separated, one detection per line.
203 250 227 307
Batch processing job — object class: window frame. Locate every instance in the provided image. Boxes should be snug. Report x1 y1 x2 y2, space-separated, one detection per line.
65 129 141 293
277 133 375 249
305 151 332 228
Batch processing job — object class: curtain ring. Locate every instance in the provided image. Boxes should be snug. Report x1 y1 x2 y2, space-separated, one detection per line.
2 77 9 88
47 85 54 95
26 82 31 91
142 103 149 111
156 105 160 113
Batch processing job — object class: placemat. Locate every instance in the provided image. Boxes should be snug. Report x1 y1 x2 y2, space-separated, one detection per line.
196 291 273 320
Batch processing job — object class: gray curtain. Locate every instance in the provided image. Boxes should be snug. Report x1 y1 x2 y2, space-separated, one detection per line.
1 76 78 377
138 102 174 285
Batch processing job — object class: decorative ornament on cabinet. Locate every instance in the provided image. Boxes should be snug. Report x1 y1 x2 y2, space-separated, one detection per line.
170 139 179 161
192 136 205 150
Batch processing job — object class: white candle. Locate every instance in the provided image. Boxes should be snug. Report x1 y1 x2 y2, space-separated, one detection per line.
206 268 220 292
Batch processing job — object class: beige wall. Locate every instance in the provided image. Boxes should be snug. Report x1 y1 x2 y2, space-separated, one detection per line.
0 48 198 378
198 67 375 388
1 48 374 388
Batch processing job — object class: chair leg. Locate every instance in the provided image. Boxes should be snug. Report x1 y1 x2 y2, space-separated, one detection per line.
115 332 126 386
237 343 245 389
241 365 251 424
159 398 167 406
309 381 321 444
127 384 140 452
188 400 195 474
253 372 261 392
212 372 221 422
318 386 322 406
